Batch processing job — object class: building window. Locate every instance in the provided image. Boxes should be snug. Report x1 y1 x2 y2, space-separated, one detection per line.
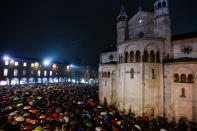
135 51 141 62
150 51 155 63
188 74 194 83
4 69 8 76
181 88 186 97
5 61 9 66
124 52 128 63
15 62 19 66
14 69 18 76
174 74 179 82
152 69 155 79
50 71 52 76
143 50 149 62
38 70 41 76
23 70 26 76
180 74 186 83
31 63 35 67
130 51 134 63
130 68 134 78
44 70 47 76
107 72 110 78
31 70 34 75
23 62 27 67
156 51 160 63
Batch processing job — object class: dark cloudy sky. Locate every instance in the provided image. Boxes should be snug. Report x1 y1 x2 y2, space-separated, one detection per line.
0 0 197 64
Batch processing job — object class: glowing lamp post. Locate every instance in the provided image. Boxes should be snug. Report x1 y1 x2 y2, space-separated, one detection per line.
43 60 51 66
3 56 10 61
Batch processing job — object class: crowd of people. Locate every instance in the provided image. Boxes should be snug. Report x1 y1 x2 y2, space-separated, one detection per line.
0 83 196 131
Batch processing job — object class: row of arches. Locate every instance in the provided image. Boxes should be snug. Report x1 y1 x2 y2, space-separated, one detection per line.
119 50 160 63
1 77 67 85
102 72 110 78
174 74 194 83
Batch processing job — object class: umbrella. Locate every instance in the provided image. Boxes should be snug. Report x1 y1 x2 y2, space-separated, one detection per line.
15 116 25 122
17 103 23 107
24 126 33 130
23 113 30 117
34 126 43 131
9 112 17 116
23 106 31 110
39 115 46 119
29 120 39 125
32 110 39 114
8 106 13 110
52 113 59 118
46 117 52 121
100 112 107 116
26 118 32 123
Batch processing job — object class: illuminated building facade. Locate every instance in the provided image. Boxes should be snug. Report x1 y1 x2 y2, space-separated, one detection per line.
0 56 98 85
99 0 197 122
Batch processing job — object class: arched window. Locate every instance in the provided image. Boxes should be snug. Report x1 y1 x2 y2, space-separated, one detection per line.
143 50 149 62
135 51 141 62
156 51 160 63
152 69 155 79
180 74 186 83
104 72 107 77
181 88 186 97
150 51 155 63
130 68 134 78
188 74 194 83
130 51 134 63
158 2 161 8
162 1 166 7
124 52 128 63
108 72 110 78
174 74 179 82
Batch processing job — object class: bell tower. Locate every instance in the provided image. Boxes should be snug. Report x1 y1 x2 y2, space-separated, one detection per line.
117 6 129 43
154 0 172 57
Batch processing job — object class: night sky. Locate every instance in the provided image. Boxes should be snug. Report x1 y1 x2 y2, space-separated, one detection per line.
0 0 197 64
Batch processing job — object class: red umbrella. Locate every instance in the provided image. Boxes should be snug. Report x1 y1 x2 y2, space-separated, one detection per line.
23 106 31 110
24 126 33 130
46 117 53 121
52 113 59 118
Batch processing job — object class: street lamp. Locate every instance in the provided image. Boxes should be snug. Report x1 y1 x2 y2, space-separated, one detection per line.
43 60 51 66
3 56 10 61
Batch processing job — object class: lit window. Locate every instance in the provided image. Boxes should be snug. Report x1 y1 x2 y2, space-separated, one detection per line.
23 62 27 67
15 62 19 66
4 69 8 76
31 70 34 75
38 70 41 76
23 70 26 76
5 61 9 66
14 69 18 76
44 70 47 76
31 63 35 67
50 71 52 76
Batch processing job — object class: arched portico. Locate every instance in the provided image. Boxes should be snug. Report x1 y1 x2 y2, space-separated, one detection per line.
20 78 27 84
11 78 19 85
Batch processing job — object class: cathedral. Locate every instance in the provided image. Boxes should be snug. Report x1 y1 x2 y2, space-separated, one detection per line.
99 0 197 122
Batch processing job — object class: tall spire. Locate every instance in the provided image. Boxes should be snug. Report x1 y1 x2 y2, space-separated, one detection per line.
118 6 128 21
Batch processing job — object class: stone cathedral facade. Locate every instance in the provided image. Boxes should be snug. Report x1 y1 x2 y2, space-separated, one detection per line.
99 0 197 122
